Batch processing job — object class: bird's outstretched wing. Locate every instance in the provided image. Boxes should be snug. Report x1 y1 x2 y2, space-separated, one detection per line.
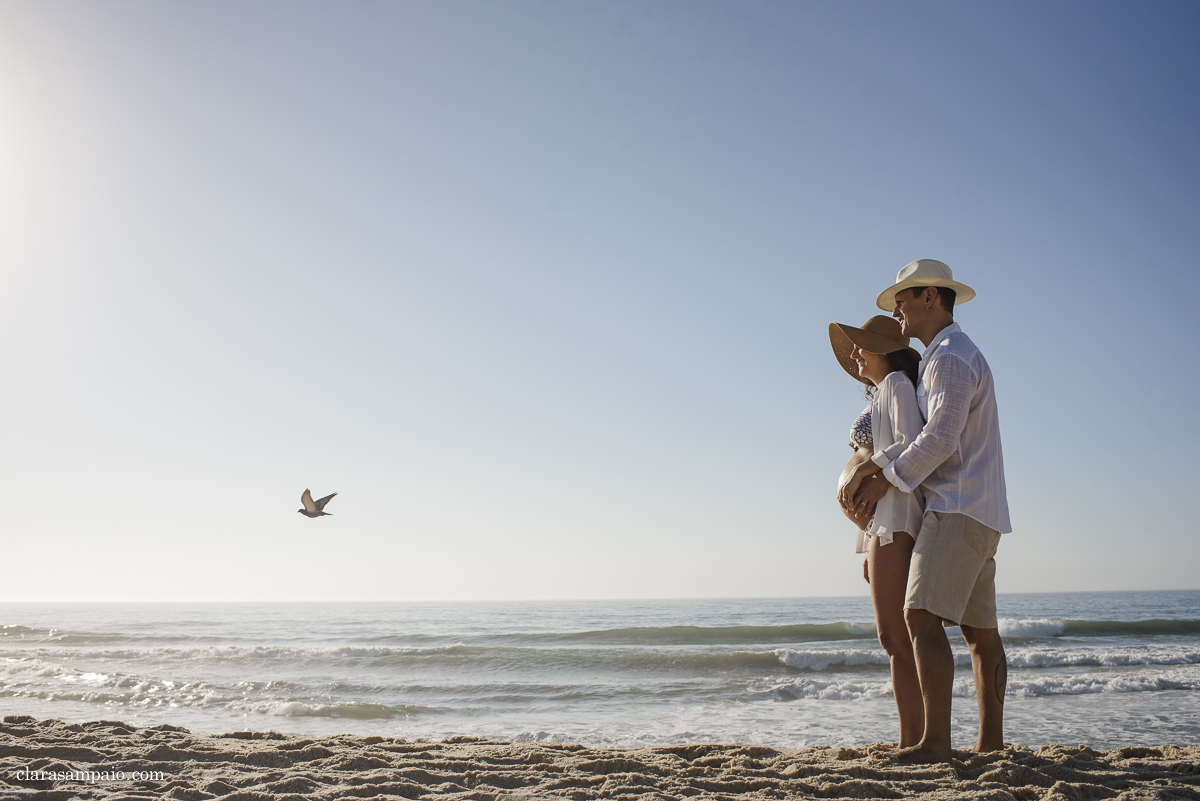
301 489 318 514
315 492 337 511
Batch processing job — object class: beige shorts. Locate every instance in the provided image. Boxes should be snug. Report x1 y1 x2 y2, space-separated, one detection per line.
904 510 1000 628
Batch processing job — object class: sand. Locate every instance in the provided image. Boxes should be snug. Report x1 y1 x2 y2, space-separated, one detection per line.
1 716 1197 800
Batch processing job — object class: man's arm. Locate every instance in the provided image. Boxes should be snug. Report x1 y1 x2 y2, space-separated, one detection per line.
883 353 975 492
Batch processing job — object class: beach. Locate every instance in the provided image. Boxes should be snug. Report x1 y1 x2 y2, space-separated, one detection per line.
3 594 1199 798
3 594 1199 749
3 716 1199 800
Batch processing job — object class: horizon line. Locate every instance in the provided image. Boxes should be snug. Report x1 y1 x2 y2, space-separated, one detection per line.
1 588 1197 605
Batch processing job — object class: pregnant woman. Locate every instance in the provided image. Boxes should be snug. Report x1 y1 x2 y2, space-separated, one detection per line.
829 315 925 748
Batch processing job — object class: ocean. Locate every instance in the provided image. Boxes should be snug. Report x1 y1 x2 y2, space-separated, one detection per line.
2 591 1197 749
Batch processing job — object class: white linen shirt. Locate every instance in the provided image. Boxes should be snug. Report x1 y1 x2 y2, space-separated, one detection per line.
856 370 926 554
877 323 1012 534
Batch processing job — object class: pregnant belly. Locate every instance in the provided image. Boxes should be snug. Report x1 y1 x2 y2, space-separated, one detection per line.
839 445 876 528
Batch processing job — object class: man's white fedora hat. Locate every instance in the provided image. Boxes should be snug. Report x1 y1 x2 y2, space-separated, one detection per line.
875 259 976 312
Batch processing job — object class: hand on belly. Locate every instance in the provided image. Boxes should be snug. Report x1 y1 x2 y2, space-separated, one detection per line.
839 446 876 527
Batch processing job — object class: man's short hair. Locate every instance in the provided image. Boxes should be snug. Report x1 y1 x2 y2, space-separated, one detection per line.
935 286 956 311
913 285 956 313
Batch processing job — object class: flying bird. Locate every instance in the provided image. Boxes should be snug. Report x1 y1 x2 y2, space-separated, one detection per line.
298 489 337 518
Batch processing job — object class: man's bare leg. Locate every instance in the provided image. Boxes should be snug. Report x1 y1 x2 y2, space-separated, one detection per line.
895 607 954 763
960 625 1006 752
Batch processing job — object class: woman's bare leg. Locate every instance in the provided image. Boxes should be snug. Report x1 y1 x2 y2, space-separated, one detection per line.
869 532 923 748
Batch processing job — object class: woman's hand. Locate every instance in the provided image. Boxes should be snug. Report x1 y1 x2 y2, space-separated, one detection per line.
836 472 858 510
838 473 864 513
839 460 882 511
863 558 870 585
853 473 892 511
838 447 877 527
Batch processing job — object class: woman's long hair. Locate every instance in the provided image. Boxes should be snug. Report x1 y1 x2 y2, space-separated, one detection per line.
865 349 921 397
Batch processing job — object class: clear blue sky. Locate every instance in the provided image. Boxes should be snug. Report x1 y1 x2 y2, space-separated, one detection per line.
2 1 1198 601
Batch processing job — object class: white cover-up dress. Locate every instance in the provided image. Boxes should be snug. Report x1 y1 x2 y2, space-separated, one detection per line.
854 370 926 554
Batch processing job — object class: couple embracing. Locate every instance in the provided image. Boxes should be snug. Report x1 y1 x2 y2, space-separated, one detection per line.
830 259 1011 763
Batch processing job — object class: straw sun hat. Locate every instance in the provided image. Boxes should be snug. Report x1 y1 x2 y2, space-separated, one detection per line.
828 316 922 386
874 259 975 312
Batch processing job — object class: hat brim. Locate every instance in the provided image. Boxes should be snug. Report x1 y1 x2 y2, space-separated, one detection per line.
829 322 923 386
875 278 976 312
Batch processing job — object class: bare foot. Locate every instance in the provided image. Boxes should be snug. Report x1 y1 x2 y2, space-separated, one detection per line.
891 743 952 764
971 740 1006 753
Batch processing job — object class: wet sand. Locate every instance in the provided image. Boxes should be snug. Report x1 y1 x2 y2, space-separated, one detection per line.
2 716 1198 800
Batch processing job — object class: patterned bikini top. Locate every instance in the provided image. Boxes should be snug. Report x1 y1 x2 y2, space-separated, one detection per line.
849 404 872 450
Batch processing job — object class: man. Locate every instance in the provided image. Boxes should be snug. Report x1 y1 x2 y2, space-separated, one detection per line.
839 259 1011 763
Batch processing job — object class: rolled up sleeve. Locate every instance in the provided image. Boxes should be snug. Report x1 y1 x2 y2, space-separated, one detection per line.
881 459 913 492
